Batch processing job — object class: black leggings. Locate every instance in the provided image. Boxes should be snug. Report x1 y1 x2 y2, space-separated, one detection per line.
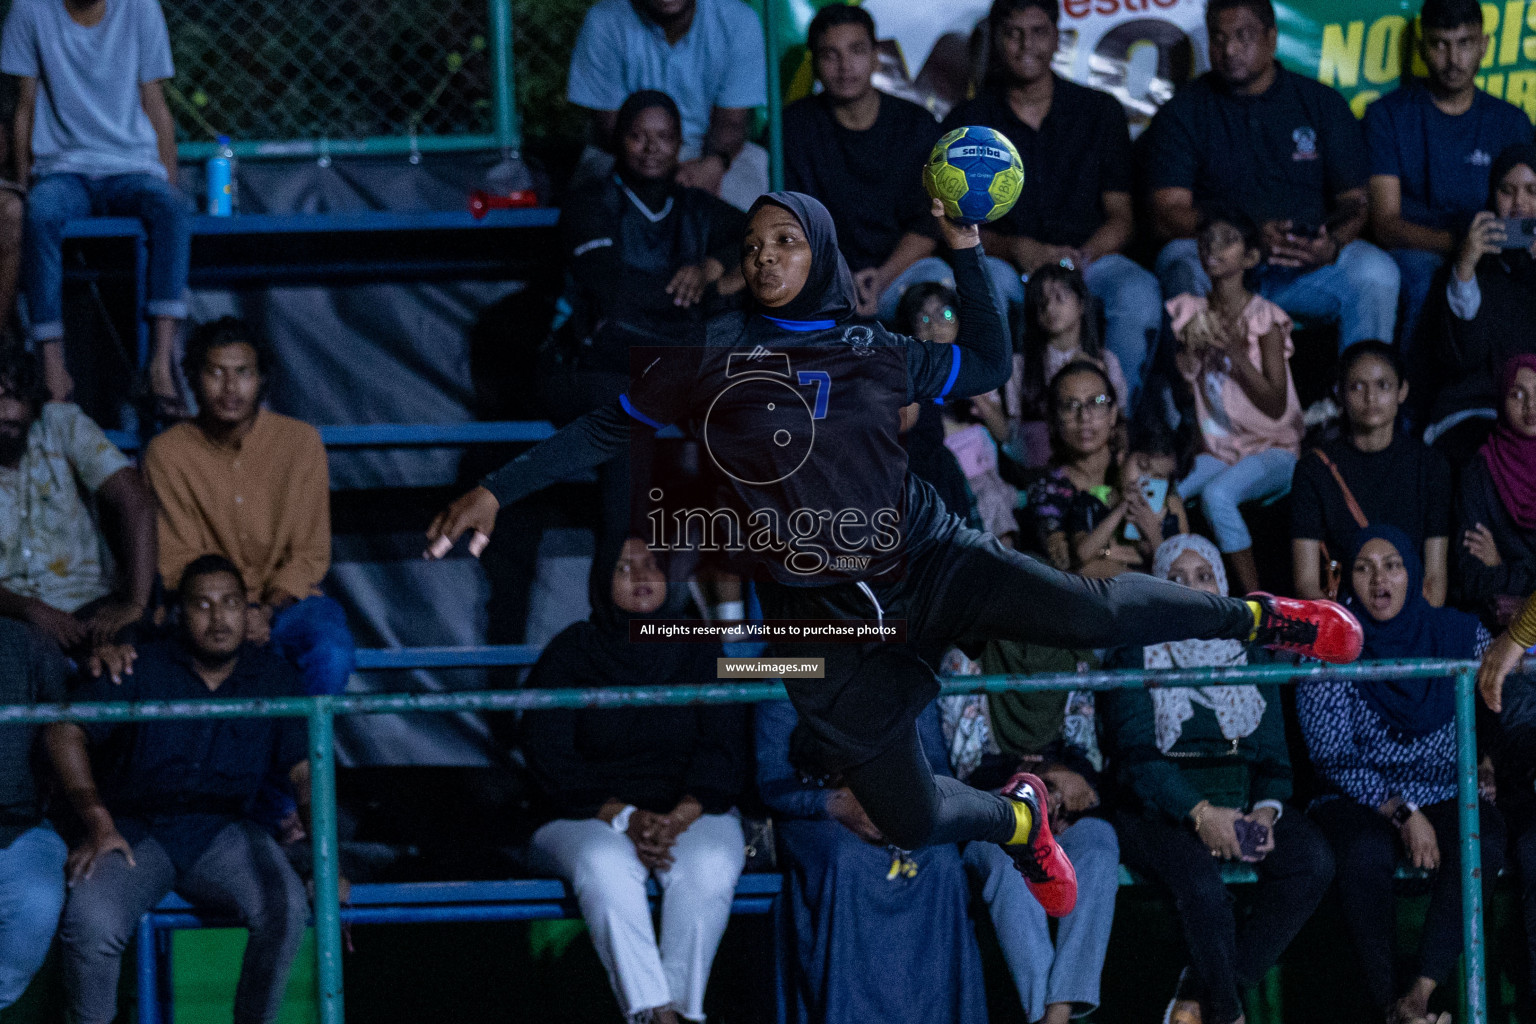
768 526 1259 850
1116 809 1335 1024
1313 796 1506 1010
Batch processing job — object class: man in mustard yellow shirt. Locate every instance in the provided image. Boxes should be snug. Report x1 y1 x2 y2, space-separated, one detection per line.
142 317 353 697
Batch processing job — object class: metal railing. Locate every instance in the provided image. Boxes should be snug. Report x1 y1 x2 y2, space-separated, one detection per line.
0 658 1494 1024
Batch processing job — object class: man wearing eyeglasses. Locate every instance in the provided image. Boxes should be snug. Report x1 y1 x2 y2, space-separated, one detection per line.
1144 0 1400 354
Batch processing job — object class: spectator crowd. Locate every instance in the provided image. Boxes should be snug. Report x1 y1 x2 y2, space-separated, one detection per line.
5 0 1536 1022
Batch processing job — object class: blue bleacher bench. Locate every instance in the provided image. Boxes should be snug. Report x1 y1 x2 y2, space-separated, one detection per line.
62 207 561 368
131 846 1449 1023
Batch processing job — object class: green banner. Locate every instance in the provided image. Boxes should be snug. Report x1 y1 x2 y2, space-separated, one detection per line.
769 0 1536 123
1280 0 1536 118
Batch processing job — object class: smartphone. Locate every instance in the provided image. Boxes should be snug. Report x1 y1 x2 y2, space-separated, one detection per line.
1289 199 1364 242
1122 477 1169 542
1501 217 1536 249
1233 818 1271 860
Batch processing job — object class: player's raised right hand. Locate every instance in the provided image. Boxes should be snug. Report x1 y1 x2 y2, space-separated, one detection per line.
424 485 500 560
932 198 980 251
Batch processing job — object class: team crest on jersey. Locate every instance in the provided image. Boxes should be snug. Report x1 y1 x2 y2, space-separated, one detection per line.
1291 126 1318 161
842 325 876 355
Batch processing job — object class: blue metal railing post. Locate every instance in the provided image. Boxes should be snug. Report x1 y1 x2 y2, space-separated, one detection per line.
136 913 162 1024
1456 668 1486 1024
308 698 345 1024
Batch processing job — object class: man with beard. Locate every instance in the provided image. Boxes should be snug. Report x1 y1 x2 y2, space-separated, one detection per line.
0 347 156 658
942 0 1160 412
47 554 312 1024
1145 0 1400 354
143 317 352 700
1365 0 1532 349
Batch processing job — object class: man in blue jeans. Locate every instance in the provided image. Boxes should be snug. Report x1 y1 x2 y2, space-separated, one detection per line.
0 617 69 1010
1144 0 1400 353
943 0 1161 412
47 556 313 1024
143 318 355 709
0 0 191 412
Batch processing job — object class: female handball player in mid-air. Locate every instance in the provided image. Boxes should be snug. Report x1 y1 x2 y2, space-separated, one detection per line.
426 190 1363 916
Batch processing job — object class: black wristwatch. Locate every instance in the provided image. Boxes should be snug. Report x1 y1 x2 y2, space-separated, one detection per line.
1390 801 1416 828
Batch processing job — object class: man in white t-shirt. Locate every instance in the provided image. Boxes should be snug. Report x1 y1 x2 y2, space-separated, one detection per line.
566 0 769 210
0 0 190 414
0 80 23 342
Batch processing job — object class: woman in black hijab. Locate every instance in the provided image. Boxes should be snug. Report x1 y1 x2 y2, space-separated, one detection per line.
522 537 749 1024
432 192 1364 918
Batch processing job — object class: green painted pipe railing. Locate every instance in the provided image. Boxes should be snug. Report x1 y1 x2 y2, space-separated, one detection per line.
0 658 1495 1024
764 0 785 192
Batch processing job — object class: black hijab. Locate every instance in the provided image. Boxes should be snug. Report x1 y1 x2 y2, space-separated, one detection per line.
1491 143 1536 206
1489 143 1536 284
568 536 700 686
745 191 858 324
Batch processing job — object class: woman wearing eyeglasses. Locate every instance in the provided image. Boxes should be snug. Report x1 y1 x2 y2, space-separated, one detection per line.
1168 206 1305 594
1022 360 1125 571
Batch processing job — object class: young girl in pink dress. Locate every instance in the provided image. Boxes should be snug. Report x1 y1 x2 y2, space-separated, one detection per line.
1168 208 1304 594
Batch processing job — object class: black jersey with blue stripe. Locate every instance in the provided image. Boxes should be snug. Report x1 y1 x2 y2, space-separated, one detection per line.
481 245 1008 585
623 308 982 584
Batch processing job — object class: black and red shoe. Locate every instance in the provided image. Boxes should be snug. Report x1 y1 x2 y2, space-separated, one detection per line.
1249 592 1363 665
999 772 1078 917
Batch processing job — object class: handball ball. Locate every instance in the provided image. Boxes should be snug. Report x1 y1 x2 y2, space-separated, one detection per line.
923 125 1024 225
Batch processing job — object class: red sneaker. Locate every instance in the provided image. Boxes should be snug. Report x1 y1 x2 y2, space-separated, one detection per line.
999 772 1078 917
1249 592 1363 664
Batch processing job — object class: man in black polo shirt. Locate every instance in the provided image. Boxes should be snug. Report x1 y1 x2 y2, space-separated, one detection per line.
784 5 971 323
1145 0 1400 353
0 619 68 1010
943 0 1160 411
48 554 310 1024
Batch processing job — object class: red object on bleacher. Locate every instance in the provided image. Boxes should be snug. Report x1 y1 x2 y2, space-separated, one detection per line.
469 190 539 218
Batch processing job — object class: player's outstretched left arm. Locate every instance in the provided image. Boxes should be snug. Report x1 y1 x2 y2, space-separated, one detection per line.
424 401 632 559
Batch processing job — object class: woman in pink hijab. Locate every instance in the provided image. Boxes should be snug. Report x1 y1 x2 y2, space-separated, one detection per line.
1455 353 1536 620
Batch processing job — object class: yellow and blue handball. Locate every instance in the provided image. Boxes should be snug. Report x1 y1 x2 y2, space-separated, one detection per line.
923 125 1024 225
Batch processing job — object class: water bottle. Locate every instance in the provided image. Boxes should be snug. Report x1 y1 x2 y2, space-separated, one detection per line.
206 135 236 216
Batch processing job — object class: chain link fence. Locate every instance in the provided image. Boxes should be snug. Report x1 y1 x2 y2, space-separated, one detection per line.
164 0 494 143
511 0 596 148
0 0 600 149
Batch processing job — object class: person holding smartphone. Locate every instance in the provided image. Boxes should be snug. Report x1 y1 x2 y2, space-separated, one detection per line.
1145 0 1400 353
1364 0 1532 351
1418 144 1536 466
1102 533 1333 1024
1068 428 1190 577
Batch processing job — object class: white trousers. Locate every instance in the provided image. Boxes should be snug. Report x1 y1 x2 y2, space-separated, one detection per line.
530 812 745 1022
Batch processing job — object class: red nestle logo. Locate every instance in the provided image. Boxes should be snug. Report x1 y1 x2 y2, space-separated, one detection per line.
1063 0 1179 17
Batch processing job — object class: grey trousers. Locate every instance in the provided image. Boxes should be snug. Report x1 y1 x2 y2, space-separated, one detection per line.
60 819 308 1024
